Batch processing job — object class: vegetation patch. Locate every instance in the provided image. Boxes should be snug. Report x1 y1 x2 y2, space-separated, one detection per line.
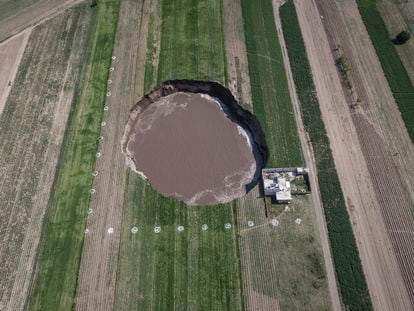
280 1 373 310
356 0 414 142
240 0 303 167
28 1 120 309
114 1 243 310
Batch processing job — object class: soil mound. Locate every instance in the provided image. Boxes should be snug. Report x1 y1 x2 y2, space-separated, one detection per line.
122 80 268 205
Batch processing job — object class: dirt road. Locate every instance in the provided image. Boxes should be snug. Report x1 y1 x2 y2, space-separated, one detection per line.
295 0 414 309
74 0 153 310
0 0 84 42
0 29 30 117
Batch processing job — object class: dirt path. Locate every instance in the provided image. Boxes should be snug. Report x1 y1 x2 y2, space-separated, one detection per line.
295 0 413 309
0 29 30 118
0 7 93 310
0 0 84 43
74 1 152 310
273 1 342 309
223 0 252 109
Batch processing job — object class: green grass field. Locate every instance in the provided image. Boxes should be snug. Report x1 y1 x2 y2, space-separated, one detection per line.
113 1 243 310
356 0 414 142
240 0 303 167
280 1 373 310
28 1 120 309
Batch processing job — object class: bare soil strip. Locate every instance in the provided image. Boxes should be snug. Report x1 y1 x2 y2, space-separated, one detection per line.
74 0 152 310
0 0 83 42
295 0 413 309
223 0 252 108
0 29 30 117
273 1 342 309
0 6 93 310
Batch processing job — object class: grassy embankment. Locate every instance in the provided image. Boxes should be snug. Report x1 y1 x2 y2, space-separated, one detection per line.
114 0 243 310
280 1 373 310
356 0 414 142
28 0 120 309
241 0 302 167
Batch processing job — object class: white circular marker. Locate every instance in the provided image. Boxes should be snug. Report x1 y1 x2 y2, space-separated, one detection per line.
107 80 112 84
106 92 111 97
131 226 139 234
107 227 114 234
295 218 302 225
101 121 106 127
201 224 208 231
109 67 114 72
92 171 98 177
177 226 184 232
224 223 231 229
85 228 89 234
90 188 96 194
248 221 254 227
98 135 104 141
112 56 116 60
96 152 101 158
104 106 109 111
154 226 161 234
88 208 93 214
271 219 279 227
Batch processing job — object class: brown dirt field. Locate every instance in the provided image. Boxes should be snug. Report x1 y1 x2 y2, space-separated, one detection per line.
124 92 256 205
223 0 252 109
377 0 414 85
295 0 414 309
0 29 30 117
273 1 342 309
236 187 281 311
0 6 93 310
0 0 83 42
74 0 153 310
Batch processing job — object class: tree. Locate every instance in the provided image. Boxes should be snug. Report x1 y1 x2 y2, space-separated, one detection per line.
392 30 411 45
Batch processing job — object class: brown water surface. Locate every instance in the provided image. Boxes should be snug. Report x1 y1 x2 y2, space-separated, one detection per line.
125 92 256 205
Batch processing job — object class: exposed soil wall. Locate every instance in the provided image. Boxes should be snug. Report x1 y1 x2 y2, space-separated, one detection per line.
122 80 269 204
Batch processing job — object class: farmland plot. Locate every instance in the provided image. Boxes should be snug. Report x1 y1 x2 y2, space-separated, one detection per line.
0 4 94 310
114 1 244 310
28 0 120 310
233 0 332 309
241 0 302 167
356 0 414 142
280 1 372 309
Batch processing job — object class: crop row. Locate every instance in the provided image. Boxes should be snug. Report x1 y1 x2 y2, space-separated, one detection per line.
28 1 120 310
356 0 414 142
240 0 303 167
279 1 373 310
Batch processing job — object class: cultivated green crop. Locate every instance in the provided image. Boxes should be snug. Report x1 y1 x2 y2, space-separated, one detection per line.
241 0 303 167
113 1 243 310
357 0 414 142
28 1 120 309
280 1 373 310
